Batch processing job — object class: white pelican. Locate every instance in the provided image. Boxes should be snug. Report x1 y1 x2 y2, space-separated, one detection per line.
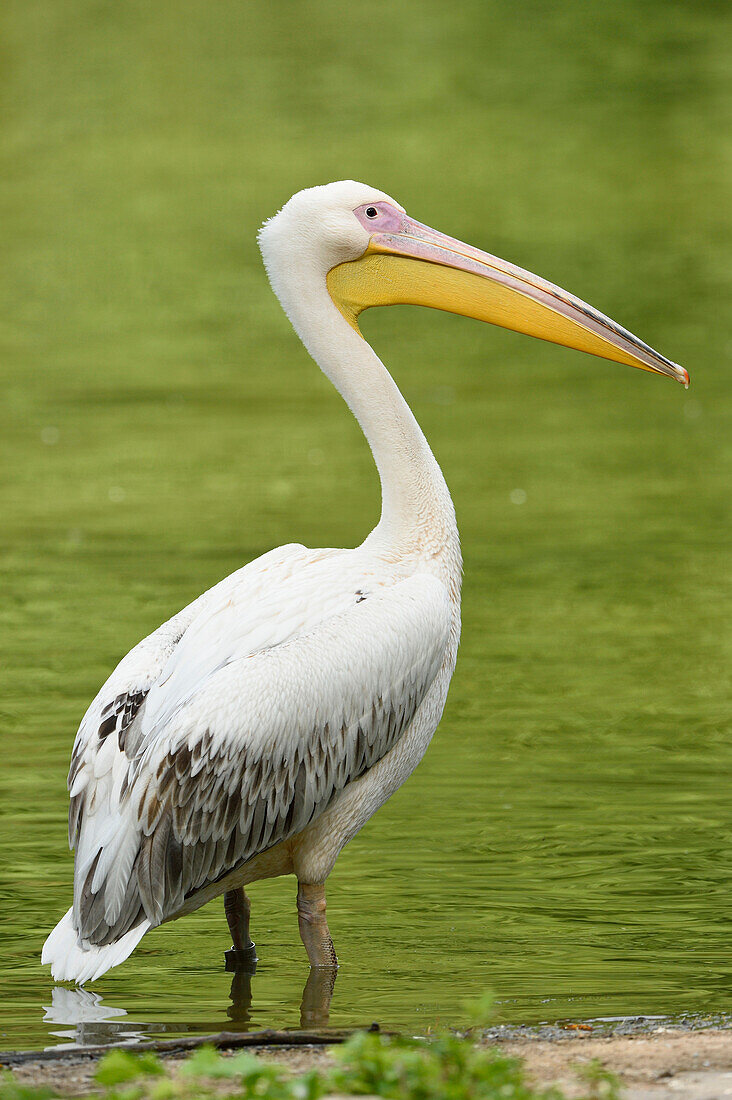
42 181 688 985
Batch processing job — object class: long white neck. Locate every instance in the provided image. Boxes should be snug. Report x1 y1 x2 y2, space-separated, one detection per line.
265 255 459 562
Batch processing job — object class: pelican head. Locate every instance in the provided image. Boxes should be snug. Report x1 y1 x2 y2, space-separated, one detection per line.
260 180 688 386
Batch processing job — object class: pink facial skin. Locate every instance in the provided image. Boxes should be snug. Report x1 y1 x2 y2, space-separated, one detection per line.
353 202 407 235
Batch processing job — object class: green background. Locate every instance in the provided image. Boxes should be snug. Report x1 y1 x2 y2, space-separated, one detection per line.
0 0 730 1048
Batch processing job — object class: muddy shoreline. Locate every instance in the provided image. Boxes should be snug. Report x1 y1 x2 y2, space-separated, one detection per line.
4 1019 731 1098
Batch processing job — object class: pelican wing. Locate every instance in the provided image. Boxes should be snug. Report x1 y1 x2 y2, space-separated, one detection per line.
67 609 194 849
66 542 319 939
70 566 450 949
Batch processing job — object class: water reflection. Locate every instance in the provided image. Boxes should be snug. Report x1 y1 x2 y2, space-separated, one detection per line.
43 989 141 1049
299 969 338 1030
227 963 336 1030
41 967 338 1049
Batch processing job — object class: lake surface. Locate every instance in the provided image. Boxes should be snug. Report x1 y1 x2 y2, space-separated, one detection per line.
0 0 730 1050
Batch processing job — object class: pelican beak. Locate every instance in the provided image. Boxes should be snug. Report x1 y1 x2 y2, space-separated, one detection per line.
327 218 689 386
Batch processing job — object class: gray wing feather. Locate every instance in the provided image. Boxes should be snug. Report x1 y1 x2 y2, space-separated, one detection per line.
76 574 450 945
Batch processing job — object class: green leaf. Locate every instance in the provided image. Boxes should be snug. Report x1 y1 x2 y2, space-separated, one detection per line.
93 1049 162 1087
177 1046 228 1078
148 1081 177 1100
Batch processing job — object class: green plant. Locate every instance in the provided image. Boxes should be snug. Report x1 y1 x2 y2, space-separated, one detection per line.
94 1051 165 1087
0 1030 619 1100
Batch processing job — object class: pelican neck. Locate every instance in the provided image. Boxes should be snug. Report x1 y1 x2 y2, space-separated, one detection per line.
270 265 457 556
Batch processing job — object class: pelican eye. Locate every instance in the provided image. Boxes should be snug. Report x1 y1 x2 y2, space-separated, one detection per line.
365 207 378 219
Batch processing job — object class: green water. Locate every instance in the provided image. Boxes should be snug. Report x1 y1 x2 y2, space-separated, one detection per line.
1 0 730 1050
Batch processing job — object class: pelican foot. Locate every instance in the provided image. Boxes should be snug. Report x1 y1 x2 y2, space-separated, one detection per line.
224 942 258 973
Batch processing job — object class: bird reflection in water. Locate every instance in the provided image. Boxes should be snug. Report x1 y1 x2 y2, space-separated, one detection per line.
227 964 337 1030
43 987 142 1049
42 966 337 1049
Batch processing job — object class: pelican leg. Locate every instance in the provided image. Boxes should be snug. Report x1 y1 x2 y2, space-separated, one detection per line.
296 882 338 969
224 887 257 972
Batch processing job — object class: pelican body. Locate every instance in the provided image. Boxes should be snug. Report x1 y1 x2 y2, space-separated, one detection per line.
43 182 687 984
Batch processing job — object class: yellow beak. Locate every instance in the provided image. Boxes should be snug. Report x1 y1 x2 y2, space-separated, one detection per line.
327 219 688 386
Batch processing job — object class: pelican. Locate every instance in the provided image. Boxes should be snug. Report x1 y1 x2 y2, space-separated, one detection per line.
42 181 688 985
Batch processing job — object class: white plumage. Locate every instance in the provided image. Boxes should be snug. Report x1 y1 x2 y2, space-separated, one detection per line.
45 533 458 981
43 179 685 984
